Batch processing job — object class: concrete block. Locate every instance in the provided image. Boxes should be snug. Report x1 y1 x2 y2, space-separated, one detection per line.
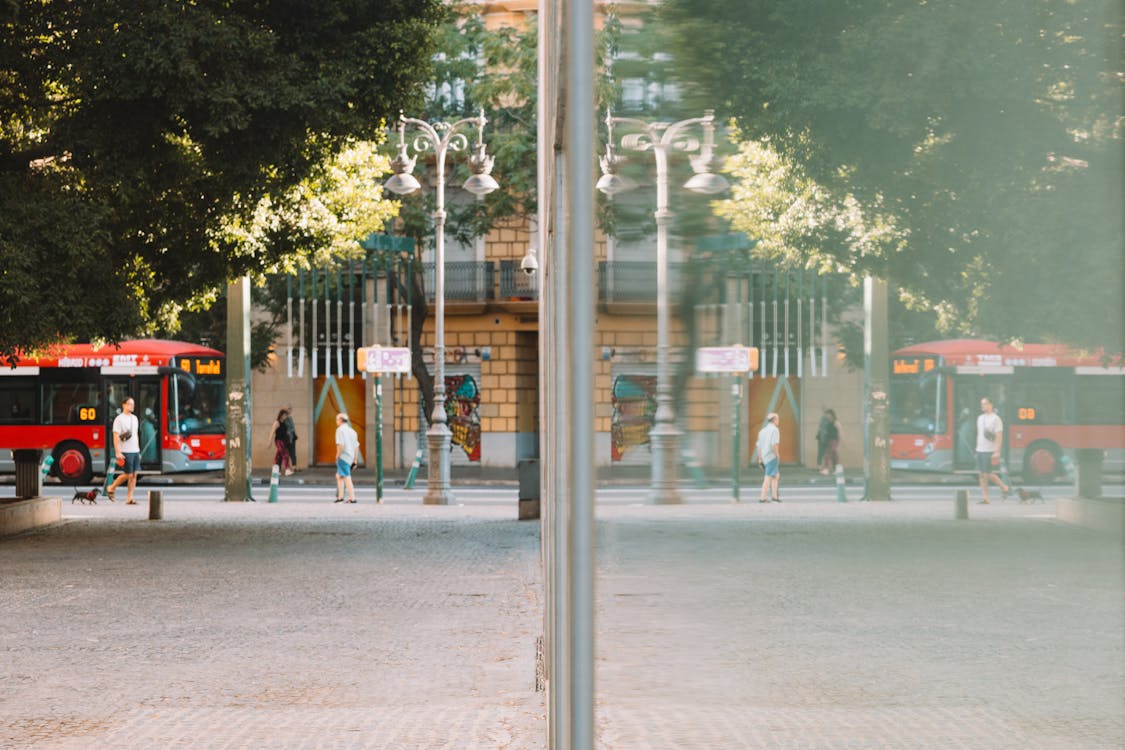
0 497 62 537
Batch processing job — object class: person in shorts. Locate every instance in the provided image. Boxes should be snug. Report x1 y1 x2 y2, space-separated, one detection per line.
975 397 1010 503
107 397 141 504
334 412 359 504
755 412 782 503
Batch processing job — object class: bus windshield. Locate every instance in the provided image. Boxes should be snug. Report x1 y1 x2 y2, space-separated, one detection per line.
170 372 225 435
890 371 943 435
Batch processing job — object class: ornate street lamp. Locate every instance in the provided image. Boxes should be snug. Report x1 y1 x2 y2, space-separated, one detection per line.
597 109 728 504
384 110 499 504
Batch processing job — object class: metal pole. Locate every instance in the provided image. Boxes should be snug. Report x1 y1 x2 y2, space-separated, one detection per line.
732 376 741 503
649 137 681 504
561 0 596 745
375 372 384 503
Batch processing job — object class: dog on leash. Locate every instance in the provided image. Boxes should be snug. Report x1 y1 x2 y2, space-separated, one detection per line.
1016 487 1044 503
71 488 100 504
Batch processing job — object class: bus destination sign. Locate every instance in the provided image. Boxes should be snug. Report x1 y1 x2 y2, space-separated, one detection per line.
179 357 224 377
892 356 939 375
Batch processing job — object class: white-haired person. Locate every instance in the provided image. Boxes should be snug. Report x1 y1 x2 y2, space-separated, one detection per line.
333 412 359 504
754 412 782 503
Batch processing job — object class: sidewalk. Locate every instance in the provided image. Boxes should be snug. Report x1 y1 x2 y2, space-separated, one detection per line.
2 489 1121 748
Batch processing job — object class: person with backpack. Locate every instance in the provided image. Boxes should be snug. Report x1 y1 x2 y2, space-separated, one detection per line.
816 407 841 475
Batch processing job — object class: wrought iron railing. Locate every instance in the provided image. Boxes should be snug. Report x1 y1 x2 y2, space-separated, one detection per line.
421 262 495 302
498 260 539 300
597 261 687 303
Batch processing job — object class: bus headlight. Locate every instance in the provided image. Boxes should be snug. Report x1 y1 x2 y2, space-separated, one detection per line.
923 442 934 454
180 443 193 457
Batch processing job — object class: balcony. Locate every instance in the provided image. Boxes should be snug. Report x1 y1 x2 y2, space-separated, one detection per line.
598 261 686 305
421 262 495 304
499 259 539 301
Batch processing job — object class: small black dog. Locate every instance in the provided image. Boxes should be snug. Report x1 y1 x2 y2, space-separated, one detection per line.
71 488 100 505
1016 487 1044 503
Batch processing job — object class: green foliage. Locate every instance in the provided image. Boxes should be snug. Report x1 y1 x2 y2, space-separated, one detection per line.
0 0 446 360
662 0 1124 350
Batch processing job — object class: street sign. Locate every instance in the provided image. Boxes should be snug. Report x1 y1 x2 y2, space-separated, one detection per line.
357 346 412 374
695 346 759 373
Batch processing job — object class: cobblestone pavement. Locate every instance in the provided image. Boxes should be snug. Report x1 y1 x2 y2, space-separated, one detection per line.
2 492 1122 749
0 501 546 749
594 500 1124 749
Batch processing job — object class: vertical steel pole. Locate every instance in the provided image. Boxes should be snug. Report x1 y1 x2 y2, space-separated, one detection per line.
732 376 741 503
560 0 595 746
375 372 384 503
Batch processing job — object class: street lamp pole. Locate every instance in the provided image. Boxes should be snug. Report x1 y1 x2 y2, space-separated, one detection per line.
598 110 728 504
385 111 499 505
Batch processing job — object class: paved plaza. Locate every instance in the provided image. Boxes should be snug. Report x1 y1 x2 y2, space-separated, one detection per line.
1 487 1121 749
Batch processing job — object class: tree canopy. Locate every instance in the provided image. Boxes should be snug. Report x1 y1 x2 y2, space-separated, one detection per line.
663 0 1124 351
0 0 446 360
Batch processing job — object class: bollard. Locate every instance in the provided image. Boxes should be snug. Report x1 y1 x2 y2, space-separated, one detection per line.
404 447 423 489
834 464 847 502
148 490 163 520
268 463 280 503
955 489 968 520
39 454 55 484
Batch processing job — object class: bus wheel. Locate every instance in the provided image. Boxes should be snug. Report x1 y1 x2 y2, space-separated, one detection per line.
53 441 93 486
1022 441 1060 484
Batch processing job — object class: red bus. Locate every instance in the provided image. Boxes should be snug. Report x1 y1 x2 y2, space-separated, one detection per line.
0 340 226 485
889 339 1125 483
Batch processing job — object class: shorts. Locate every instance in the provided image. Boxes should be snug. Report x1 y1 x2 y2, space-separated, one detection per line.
763 457 780 477
975 451 996 473
336 458 353 478
121 452 141 474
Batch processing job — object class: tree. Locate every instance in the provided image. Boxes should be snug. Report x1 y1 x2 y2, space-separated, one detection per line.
0 0 446 361
662 0 1124 351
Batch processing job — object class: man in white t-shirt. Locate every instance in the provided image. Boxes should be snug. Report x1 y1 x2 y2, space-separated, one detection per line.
106 397 141 504
975 397 1010 503
334 412 359 504
755 412 782 503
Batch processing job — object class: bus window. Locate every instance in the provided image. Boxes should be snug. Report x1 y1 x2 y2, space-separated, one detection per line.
890 371 943 435
1010 373 1070 425
1076 378 1125 425
40 369 101 425
0 379 36 423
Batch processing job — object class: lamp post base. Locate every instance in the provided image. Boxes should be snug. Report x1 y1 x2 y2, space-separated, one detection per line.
648 427 683 504
423 425 454 505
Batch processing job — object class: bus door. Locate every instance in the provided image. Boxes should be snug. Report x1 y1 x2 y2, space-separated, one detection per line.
103 377 163 473
950 374 1010 470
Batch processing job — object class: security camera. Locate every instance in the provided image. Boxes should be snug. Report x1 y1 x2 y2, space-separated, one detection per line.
520 249 539 275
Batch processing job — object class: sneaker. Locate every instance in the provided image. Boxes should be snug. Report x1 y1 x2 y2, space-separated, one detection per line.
284 469 294 476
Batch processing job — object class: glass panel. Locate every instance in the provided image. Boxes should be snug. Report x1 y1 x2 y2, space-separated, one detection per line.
0 378 36 423
889 372 941 435
135 380 161 467
172 373 225 436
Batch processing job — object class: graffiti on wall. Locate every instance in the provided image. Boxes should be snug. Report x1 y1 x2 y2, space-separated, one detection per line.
446 374 482 462
611 374 656 461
